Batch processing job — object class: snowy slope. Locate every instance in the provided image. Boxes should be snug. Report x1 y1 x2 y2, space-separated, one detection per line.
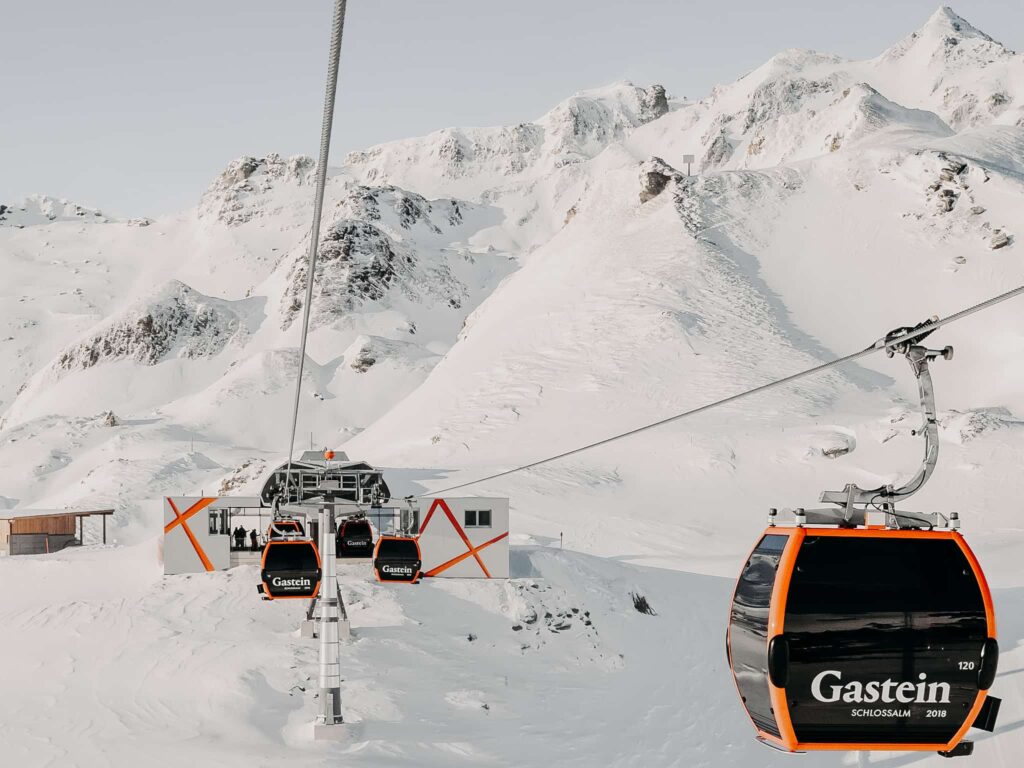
3 542 1023 768
1 6 1024 767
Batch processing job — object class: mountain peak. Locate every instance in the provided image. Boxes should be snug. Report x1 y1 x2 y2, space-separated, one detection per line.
921 6 993 42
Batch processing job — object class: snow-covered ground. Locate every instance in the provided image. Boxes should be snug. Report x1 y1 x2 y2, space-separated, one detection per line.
3 542 1024 767
1 6 1023 766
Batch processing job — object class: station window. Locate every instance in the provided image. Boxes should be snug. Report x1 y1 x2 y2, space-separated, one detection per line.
209 512 218 535
464 510 492 528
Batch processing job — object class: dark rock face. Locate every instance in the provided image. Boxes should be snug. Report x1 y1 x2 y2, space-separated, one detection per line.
639 157 683 203
54 283 240 372
199 153 315 225
640 84 669 123
350 344 377 373
284 220 400 324
702 131 734 169
281 186 476 328
743 77 834 133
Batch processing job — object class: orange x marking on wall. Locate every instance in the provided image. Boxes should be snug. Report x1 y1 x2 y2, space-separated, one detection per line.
165 497 217 572
419 498 508 578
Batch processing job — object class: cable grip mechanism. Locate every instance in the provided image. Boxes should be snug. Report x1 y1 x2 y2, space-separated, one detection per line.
815 317 954 528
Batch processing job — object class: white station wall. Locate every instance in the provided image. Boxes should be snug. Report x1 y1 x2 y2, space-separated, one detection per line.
416 497 510 579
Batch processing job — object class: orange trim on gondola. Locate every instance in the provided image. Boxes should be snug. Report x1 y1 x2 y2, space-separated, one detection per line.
767 528 803 751
956 532 997 638
166 498 216 572
259 539 322 600
726 527 799 745
756 526 998 754
267 519 303 538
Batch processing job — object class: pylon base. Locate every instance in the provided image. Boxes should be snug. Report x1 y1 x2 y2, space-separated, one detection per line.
314 721 346 741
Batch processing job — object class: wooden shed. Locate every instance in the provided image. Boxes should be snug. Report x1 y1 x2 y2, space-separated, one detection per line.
0 509 113 556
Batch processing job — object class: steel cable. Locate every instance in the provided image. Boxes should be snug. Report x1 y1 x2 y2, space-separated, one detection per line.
420 284 1024 497
283 0 348 501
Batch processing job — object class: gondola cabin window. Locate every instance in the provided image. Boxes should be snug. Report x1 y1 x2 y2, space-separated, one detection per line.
464 510 492 528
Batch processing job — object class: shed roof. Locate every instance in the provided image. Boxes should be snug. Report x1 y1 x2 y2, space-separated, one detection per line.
0 508 114 522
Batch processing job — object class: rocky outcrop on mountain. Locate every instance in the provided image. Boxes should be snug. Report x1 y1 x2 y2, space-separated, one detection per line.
199 153 315 225
280 185 493 327
942 407 1023 443
743 76 835 133
640 85 670 123
702 130 734 169
989 229 1012 249
344 334 440 374
342 184 464 232
346 83 673 191
0 195 111 227
872 7 1024 129
52 281 243 374
639 157 682 203
694 76 950 172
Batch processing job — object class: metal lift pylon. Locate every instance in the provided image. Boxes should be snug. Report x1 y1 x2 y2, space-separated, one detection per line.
301 505 351 642
313 502 345 739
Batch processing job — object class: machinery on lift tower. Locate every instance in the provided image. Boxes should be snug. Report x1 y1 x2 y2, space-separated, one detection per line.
727 320 1000 758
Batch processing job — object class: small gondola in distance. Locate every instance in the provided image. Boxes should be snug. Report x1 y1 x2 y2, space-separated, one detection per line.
337 517 374 558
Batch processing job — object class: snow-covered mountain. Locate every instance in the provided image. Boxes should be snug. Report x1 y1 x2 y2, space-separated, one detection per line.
2 7 1024 767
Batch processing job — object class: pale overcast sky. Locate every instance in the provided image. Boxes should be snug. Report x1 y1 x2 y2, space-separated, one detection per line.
1 1 1020 217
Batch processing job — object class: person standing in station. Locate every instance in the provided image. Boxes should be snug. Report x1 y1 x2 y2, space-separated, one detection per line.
250 528 259 552
233 525 245 551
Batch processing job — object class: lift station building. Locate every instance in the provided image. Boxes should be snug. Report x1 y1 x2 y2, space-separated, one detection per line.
163 495 509 579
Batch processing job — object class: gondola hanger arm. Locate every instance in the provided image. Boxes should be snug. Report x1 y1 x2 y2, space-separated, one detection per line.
819 319 953 513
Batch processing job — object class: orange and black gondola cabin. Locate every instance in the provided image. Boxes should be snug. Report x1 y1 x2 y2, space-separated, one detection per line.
727 526 998 755
258 539 322 600
373 536 421 583
337 518 374 558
